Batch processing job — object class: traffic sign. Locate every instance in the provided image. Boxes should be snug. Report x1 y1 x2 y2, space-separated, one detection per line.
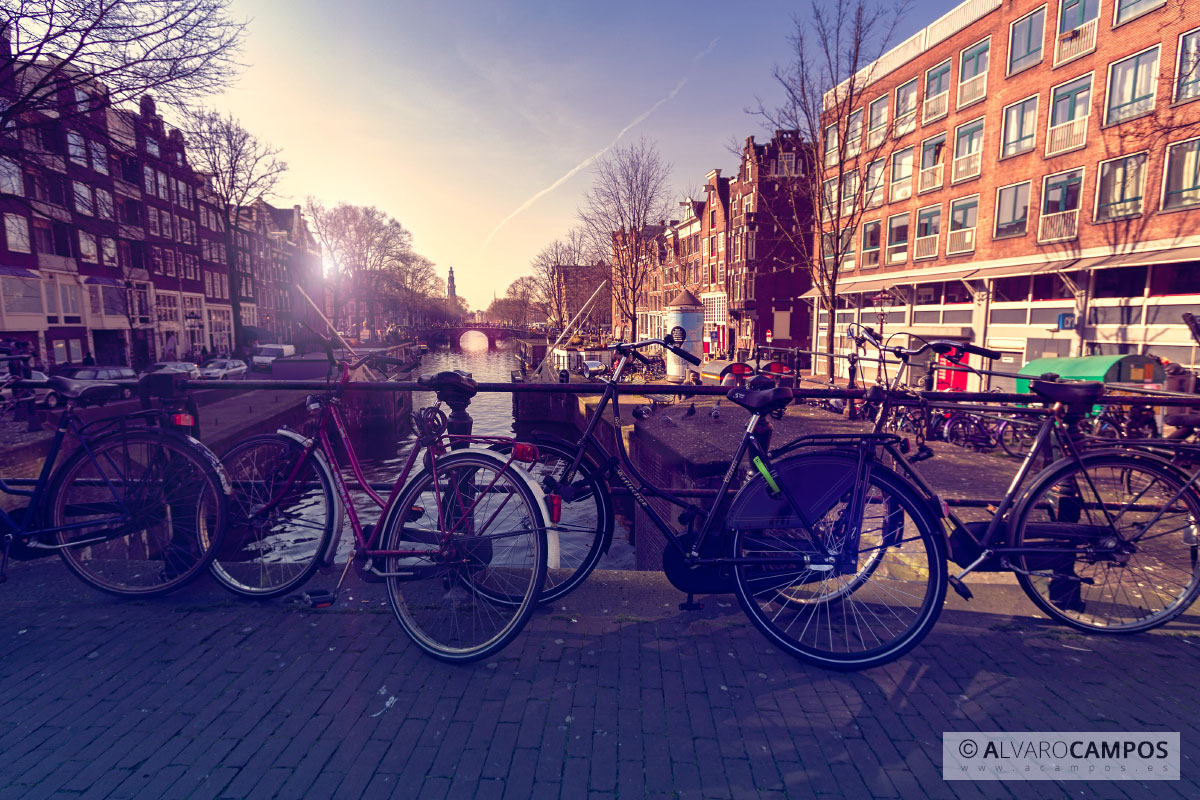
765 329 773 344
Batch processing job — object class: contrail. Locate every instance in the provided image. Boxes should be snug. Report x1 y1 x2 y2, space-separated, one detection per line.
484 38 719 245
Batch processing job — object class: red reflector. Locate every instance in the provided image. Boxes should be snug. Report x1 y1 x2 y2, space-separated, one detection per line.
512 443 538 463
548 494 562 524
171 413 195 427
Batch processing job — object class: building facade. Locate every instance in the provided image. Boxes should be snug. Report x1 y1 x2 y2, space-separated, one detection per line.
554 262 611 331
816 0 1200 386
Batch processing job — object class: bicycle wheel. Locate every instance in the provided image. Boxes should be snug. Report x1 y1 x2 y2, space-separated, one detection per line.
1008 452 1200 633
731 455 947 670
381 451 547 662
945 416 973 447
998 419 1037 459
493 439 613 603
213 433 338 598
49 430 228 597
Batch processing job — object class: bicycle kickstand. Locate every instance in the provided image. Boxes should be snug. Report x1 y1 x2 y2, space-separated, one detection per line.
679 593 703 611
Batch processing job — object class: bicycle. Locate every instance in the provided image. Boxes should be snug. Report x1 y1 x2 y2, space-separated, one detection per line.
502 327 948 670
845 324 1200 634
215 346 550 663
0 369 229 596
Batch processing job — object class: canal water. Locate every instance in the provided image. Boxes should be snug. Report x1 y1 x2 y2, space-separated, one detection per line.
348 331 634 569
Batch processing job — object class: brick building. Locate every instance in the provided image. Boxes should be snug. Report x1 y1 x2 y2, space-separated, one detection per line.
816 0 1200 387
554 262 611 331
0 55 321 367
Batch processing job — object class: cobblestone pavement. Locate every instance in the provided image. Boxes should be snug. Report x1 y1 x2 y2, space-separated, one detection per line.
1 560 1197 799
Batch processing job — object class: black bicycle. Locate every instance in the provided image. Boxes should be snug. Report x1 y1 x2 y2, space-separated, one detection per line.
500 327 948 670
0 370 229 596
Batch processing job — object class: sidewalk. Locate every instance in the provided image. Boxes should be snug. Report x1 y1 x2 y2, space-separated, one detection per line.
0 559 1196 799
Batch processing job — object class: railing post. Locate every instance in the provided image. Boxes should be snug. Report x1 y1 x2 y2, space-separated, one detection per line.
443 390 474 450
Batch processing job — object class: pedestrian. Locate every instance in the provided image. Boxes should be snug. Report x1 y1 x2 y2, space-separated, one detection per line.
200 346 209 363
81 351 95 366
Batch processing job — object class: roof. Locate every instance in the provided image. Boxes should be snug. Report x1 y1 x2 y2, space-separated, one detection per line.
666 289 702 308
1016 354 1162 382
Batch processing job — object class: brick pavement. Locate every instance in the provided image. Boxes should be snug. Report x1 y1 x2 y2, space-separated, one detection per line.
0 560 1197 799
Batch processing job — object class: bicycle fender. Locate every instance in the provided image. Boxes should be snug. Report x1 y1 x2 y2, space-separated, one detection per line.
725 451 858 530
274 428 345 569
178 433 232 495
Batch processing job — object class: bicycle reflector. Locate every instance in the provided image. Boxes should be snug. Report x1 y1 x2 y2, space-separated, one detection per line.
170 413 195 428
548 494 562 524
512 443 538 463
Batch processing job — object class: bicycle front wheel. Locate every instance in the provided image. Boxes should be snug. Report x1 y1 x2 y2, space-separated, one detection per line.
1009 452 1200 633
214 433 338 598
998 419 1037 459
49 430 228 596
381 451 547 662
731 454 947 670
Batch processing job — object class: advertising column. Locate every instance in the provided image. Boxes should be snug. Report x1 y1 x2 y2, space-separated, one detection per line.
664 289 703 382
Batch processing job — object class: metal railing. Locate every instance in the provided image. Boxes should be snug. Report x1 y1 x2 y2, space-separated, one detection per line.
1046 115 1089 157
1055 18 1098 66
918 163 944 193
923 90 949 123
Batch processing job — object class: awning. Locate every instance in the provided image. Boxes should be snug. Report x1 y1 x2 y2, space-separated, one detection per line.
896 268 978 286
82 275 124 287
1074 244 1200 271
0 266 39 279
965 259 1077 280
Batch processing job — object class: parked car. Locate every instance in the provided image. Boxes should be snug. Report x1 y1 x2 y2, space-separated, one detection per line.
144 362 202 381
45 366 138 406
199 358 248 380
2 370 51 406
251 344 296 371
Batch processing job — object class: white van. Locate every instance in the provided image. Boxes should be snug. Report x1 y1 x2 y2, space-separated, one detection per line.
251 344 296 371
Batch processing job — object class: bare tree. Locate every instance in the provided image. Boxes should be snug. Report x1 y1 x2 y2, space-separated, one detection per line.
577 138 672 343
1 1 245 134
184 110 286 347
757 0 910 376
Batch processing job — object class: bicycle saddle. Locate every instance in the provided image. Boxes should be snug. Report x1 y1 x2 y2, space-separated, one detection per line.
726 385 793 413
1029 380 1103 410
1165 412 1200 428
47 375 118 403
417 370 478 398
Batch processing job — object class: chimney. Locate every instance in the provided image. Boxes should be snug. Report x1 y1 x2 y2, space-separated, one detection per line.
139 94 156 119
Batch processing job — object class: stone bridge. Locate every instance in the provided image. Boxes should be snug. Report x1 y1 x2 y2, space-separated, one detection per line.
417 323 539 348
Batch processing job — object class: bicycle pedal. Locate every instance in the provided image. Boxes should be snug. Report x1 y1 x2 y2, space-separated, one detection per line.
302 589 335 608
947 575 973 601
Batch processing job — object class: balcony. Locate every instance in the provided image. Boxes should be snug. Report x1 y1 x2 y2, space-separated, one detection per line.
887 243 908 264
890 177 913 202
38 253 78 273
1045 116 1089 157
924 90 949 124
862 249 881 269
895 112 917 137
957 73 987 108
1038 208 1080 243
952 152 981 183
1054 19 1097 67
914 234 939 260
867 126 886 149
947 227 977 255
918 163 944 193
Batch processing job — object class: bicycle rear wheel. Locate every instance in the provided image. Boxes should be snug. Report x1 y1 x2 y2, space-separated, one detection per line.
1009 452 1200 633
998 419 1037 459
381 451 547 662
49 430 228 596
731 454 947 670
213 433 337 598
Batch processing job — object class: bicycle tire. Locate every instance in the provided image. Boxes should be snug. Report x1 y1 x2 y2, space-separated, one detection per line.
945 416 973 447
997 419 1037 459
213 433 338 598
49 429 228 597
492 438 614 603
731 455 947 670
380 451 547 662
1008 451 1200 633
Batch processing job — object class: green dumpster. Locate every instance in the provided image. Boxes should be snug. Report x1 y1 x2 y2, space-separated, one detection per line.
1015 355 1164 393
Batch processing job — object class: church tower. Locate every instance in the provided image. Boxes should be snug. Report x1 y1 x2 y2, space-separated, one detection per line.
447 267 456 300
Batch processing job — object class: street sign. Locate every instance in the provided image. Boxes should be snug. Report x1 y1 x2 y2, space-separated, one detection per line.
766 329 773 344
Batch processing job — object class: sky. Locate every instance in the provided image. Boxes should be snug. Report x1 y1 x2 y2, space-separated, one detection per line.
212 0 949 310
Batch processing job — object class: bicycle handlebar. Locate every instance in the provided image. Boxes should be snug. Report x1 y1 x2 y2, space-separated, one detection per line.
610 338 701 367
849 323 1001 362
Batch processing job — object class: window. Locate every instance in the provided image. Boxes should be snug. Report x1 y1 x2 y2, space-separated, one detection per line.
953 119 984 182
1106 47 1160 125
1163 138 1200 210
4 214 30 253
60 284 82 323
147 206 160 236
862 220 882 268
73 88 89 112
32 221 54 254
1060 0 1099 32
886 213 910 264
89 141 108 175
919 134 946 192
67 132 87 166
959 39 990 107
846 110 863 157
95 188 113 220
995 182 1031 238
1178 29 1200 103
144 165 155 194
1009 7 1045 73
948 196 979 254
1114 0 1164 26
841 170 860 215
1001 97 1038 158
78 231 98 262
824 124 839 166
780 151 796 175
1096 153 1147 220
891 147 914 201
895 79 918 134
868 95 889 147
145 137 159 158
72 181 93 215
101 237 117 267
865 159 885 207
1044 169 1083 212
927 61 951 99
1048 74 1091 155
157 171 167 200
0 158 21 195
822 178 838 217
915 206 941 259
